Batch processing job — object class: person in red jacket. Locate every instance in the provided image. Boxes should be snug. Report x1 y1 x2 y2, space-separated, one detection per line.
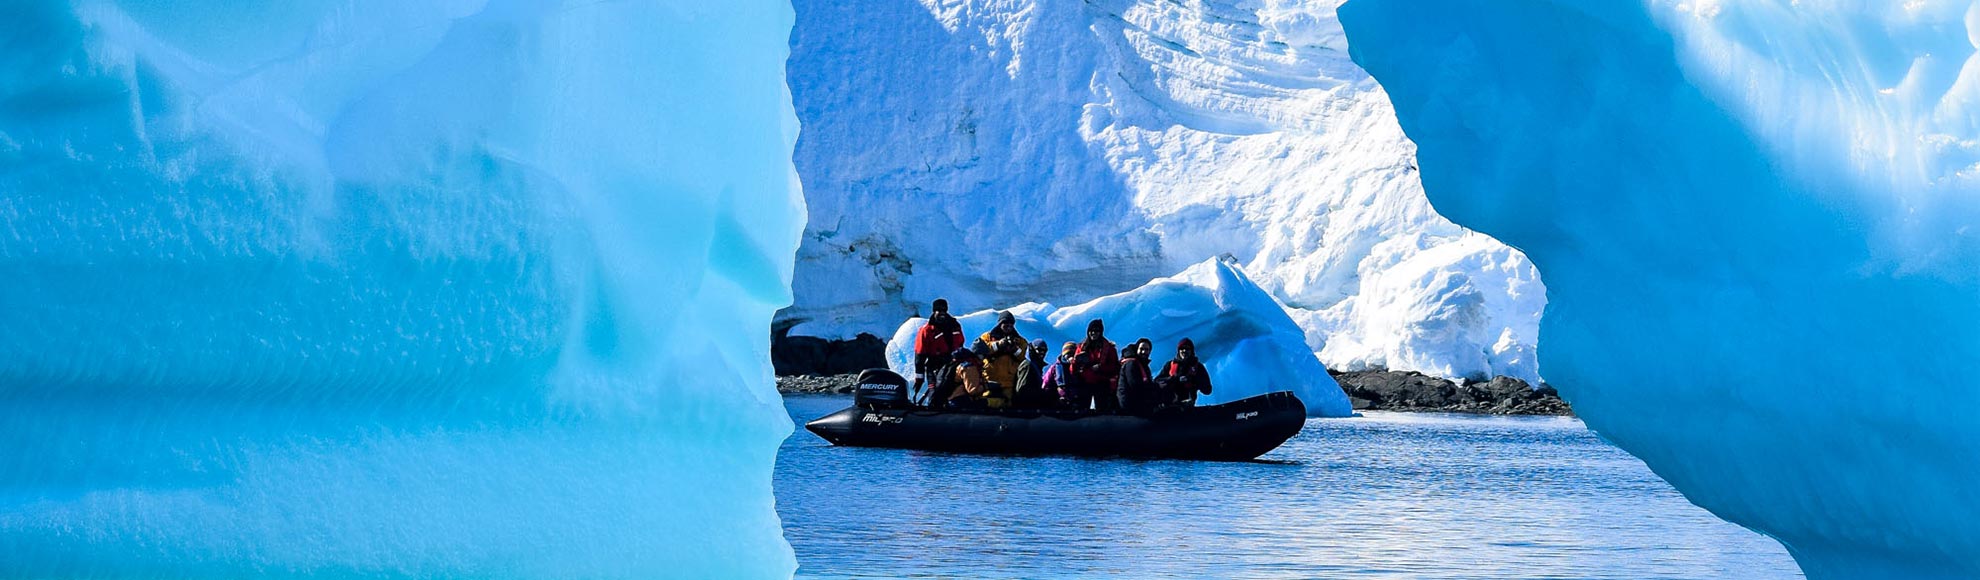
913 299 966 406
1072 319 1120 412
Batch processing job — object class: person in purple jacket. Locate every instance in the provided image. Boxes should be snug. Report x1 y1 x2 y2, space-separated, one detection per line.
1043 341 1081 409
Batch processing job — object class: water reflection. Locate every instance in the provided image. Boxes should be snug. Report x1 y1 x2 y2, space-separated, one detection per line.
776 396 1801 579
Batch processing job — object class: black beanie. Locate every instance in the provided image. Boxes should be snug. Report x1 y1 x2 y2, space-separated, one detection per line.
932 298 948 313
1087 319 1104 333
998 310 1015 324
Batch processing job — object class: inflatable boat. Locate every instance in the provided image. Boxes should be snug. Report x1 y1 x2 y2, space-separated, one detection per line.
803 370 1307 461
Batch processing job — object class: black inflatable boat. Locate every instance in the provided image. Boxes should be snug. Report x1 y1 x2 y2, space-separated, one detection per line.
803 370 1307 461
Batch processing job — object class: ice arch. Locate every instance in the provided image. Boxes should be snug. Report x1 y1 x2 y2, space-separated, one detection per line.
1341 1 1980 577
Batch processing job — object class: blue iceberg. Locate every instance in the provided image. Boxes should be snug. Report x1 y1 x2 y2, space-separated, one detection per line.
1 1 802 576
1342 1 1980 577
886 258 1354 417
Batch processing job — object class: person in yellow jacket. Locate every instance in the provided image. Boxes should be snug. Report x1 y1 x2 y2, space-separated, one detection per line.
970 311 1026 408
942 349 1001 409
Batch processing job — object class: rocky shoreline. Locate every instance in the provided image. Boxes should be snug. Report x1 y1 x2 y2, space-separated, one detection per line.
776 373 865 395
1329 370 1570 416
774 369 1570 416
771 325 888 376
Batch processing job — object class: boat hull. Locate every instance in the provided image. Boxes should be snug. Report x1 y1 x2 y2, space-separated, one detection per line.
804 391 1306 461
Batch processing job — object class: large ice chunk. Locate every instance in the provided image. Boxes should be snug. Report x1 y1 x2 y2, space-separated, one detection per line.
1341 1 1980 577
885 258 1354 417
784 0 1544 385
0 1 801 576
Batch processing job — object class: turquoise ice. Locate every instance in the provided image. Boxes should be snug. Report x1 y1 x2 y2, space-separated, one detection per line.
1342 1 1980 577
1 1 802 576
885 258 1356 417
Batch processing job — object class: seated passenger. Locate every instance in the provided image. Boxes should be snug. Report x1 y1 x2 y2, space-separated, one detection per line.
1156 338 1213 407
1013 339 1058 409
1072 320 1121 412
971 311 1027 407
1043 342 1079 408
943 349 1003 409
1115 339 1159 414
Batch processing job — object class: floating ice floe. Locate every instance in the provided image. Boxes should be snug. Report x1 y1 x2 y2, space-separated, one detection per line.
887 258 1355 417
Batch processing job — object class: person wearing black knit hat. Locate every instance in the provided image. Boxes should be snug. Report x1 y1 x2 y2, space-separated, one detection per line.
1070 319 1120 412
1116 338 1158 414
912 298 965 406
1012 338 1057 409
1157 337 1213 408
967 310 1026 408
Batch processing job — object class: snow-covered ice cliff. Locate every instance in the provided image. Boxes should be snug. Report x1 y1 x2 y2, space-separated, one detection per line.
1343 1 1980 577
784 0 1546 384
0 1 801 576
884 258 1355 417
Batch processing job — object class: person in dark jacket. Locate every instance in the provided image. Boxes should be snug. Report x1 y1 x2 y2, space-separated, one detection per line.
1013 339 1056 409
912 299 966 406
1156 337 1213 407
1072 319 1121 412
1116 339 1158 413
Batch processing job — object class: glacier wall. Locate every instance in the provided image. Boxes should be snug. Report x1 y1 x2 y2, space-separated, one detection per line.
883 258 1356 417
1340 1 1980 577
784 0 1546 384
0 1 802 577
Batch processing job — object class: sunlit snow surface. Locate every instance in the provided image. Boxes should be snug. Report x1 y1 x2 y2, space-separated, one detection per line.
1342 1 1980 577
884 258 1354 417
784 0 1546 384
0 1 802 576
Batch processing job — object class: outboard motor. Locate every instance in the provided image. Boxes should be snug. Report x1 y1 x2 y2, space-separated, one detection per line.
853 368 911 410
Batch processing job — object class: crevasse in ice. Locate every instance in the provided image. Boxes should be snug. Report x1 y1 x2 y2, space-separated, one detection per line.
1341 1 1980 577
0 1 802 576
885 258 1355 417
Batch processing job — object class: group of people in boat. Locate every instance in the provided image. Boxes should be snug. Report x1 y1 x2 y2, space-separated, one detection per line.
911 298 1212 413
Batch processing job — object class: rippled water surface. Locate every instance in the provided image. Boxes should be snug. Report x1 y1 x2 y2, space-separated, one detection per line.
775 395 1802 579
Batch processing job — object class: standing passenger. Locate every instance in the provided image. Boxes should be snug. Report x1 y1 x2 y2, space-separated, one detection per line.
971 311 1027 408
1157 338 1213 407
1073 320 1121 412
913 299 966 406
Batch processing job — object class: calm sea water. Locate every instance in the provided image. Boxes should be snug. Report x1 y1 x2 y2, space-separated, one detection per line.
775 395 1803 579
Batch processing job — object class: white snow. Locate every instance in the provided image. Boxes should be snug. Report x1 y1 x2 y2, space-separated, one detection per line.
784 0 1545 385
1344 0 1980 577
885 258 1355 417
0 1 801 576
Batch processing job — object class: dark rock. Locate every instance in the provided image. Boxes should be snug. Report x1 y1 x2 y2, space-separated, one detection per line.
776 373 861 395
1328 368 1572 416
772 325 888 376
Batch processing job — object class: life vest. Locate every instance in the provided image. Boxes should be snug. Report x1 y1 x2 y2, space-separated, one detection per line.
915 317 965 356
1073 340 1118 385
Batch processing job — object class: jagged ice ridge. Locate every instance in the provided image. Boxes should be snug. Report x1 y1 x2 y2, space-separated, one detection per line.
782 0 1546 384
